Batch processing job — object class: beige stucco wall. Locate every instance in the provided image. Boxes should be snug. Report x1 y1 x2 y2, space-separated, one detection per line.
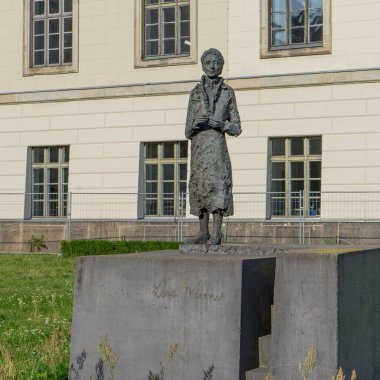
2 80 380 219
1 0 380 93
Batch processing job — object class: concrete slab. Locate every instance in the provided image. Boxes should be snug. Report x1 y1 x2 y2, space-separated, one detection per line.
69 250 275 380
271 248 380 380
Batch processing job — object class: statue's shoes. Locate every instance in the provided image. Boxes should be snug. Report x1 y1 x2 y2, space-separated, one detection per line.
184 233 210 245
207 235 222 245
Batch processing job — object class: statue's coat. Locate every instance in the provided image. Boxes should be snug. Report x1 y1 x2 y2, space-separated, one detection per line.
185 75 241 217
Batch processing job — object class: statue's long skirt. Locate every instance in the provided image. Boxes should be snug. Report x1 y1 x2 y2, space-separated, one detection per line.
188 127 234 217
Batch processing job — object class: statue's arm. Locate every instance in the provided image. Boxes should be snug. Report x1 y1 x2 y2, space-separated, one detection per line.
185 89 198 139
223 89 242 137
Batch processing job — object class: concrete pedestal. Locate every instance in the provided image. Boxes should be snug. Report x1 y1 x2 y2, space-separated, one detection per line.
271 248 380 380
69 251 275 380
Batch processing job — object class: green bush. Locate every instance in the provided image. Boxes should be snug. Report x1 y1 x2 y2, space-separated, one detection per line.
61 239 180 257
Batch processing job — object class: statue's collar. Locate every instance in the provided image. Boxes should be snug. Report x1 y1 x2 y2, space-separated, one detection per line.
201 75 224 88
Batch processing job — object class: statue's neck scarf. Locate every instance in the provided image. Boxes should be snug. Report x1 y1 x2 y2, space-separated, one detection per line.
201 75 224 115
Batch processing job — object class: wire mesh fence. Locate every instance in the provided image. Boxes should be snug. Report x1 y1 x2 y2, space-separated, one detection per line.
3 191 380 244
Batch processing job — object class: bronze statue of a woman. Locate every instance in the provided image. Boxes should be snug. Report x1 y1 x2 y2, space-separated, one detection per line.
185 48 241 245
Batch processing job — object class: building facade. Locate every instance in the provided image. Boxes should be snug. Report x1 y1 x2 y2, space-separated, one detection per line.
1 0 380 249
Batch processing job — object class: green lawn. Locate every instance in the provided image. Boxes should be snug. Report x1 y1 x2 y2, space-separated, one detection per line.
0 255 75 380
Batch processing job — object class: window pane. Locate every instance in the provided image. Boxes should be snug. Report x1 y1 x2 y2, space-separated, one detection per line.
271 180 285 192
180 6 190 21
64 0 72 13
180 182 187 194
180 21 190 37
146 182 158 194
272 30 286 46
145 0 158 4
309 180 321 192
49 34 60 49
291 0 305 10
49 0 59 14
309 137 321 155
34 35 45 50
33 168 44 183
272 162 285 179
291 10 305 27
291 179 304 192
310 0 322 8
62 167 69 183
272 0 286 12
163 164 174 180
310 25 323 42
272 13 287 29
180 38 190 54
309 161 321 178
33 202 44 217
145 164 158 180
309 8 323 25
163 23 175 39
179 142 188 158
33 148 45 163
34 20 45 35
64 17 72 32
62 146 70 162
163 39 175 55
162 142 175 158
145 40 159 56
162 7 175 23
162 200 174 216
34 51 45 65
290 138 304 155
271 196 285 216
272 138 285 156
48 168 59 183
64 48 72 63
146 143 158 159
291 162 304 178
146 25 158 40
48 147 59 163
64 33 72 48
163 182 174 194
145 9 158 24
34 0 45 15
49 19 59 33
49 49 59 64
291 27 305 43
145 199 158 215
179 164 187 181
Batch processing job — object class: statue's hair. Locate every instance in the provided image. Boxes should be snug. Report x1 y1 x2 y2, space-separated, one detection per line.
201 48 224 66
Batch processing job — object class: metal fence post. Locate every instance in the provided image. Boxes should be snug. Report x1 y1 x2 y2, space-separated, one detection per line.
67 191 72 240
299 190 305 245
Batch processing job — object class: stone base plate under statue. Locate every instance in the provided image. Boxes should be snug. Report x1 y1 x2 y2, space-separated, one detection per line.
69 250 275 380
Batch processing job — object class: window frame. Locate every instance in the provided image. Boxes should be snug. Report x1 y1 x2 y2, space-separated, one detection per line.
30 146 69 218
23 0 79 76
134 0 197 68
143 141 188 218
260 0 331 58
268 136 322 218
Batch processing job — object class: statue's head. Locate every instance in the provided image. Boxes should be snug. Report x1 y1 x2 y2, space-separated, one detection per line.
201 48 224 79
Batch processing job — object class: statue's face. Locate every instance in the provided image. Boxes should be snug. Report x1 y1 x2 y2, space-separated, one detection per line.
202 54 223 79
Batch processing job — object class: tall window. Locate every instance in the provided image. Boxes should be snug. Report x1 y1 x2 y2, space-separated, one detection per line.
31 146 69 217
260 0 331 58
135 0 197 67
271 0 322 48
269 137 321 218
144 142 187 217
24 0 78 75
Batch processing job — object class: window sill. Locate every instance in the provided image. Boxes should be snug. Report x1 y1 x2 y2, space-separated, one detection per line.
261 44 331 59
23 65 79 77
135 55 197 69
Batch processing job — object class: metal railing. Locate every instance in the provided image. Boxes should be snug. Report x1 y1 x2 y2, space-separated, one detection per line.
3 191 380 244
